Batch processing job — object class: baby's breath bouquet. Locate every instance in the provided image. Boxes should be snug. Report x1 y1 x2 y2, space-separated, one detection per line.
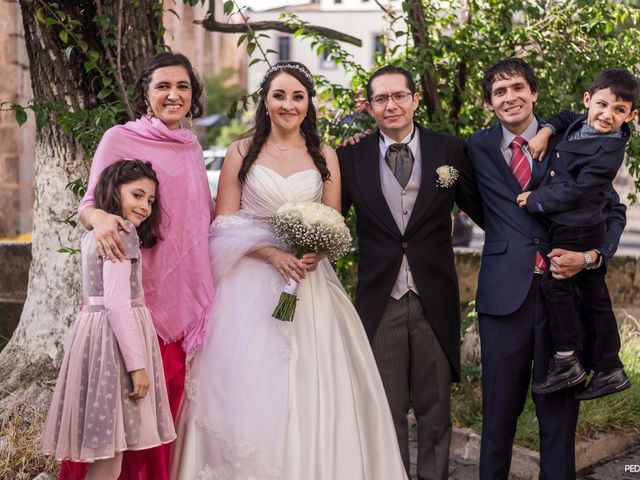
270 201 353 321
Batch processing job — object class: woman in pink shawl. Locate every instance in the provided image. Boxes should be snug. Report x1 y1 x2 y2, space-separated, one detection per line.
59 52 214 480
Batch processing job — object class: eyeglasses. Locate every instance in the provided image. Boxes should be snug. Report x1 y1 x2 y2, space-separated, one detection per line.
368 92 413 107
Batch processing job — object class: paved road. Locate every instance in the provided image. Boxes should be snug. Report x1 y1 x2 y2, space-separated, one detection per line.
408 441 640 479
578 445 640 480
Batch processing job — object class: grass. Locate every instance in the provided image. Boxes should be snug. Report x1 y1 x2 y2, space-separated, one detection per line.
0 407 59 480
451 315 640 450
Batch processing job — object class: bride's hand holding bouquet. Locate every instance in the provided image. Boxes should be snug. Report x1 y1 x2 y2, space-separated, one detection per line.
270 201 353 321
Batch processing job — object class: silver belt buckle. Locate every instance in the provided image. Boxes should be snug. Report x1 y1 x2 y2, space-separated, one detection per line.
534 266 545 275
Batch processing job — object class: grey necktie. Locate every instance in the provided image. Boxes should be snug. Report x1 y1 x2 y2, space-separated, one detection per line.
385 142 415 188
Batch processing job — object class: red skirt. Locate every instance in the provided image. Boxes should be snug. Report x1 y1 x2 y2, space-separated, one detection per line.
58 338 186 480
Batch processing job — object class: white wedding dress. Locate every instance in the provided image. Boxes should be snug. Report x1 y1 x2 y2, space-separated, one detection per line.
171 165 407 480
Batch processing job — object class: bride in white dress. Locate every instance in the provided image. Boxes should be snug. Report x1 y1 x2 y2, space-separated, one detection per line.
171 62 407 480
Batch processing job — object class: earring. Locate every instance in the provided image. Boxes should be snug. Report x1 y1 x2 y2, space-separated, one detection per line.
146 102 153 119
186 111 193 128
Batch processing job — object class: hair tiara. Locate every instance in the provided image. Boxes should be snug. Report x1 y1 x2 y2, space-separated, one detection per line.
259 63 314 90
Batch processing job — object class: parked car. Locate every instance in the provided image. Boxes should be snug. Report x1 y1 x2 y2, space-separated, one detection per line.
204 146 227 199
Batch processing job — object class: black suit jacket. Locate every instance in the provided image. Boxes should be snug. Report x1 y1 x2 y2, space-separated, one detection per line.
526 112 630 227
337 125 483 381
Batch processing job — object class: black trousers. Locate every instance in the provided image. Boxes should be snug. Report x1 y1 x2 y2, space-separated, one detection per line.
479 276 580 480
541 222 622 372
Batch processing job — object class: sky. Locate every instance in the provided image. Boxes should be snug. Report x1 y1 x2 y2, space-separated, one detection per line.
241 0 309 11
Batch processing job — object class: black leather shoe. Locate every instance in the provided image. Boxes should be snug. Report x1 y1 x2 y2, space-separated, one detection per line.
532 353 587 395
575 368 631 401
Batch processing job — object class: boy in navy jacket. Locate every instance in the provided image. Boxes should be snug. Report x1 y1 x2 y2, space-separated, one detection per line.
517 68 639 400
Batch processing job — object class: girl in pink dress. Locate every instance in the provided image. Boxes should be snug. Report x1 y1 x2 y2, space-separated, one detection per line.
42 160 176 480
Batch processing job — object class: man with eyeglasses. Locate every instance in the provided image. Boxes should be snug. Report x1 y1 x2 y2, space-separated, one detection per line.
337 65 483 480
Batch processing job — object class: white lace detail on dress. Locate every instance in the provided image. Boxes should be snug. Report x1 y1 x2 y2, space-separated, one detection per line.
184 353 196 402
211 214 250 230
195 416 283 480
196 463 230 480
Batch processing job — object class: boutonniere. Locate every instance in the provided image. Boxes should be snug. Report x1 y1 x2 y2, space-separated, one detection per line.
435 165 459 188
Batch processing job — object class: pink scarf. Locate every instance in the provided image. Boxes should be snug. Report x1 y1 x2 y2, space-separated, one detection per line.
79 116 214 353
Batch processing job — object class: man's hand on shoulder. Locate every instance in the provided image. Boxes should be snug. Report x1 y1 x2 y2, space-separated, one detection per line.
339 129 373 148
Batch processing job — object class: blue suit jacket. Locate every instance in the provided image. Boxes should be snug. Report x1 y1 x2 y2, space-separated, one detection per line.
526 111 629 227
466 118 626 317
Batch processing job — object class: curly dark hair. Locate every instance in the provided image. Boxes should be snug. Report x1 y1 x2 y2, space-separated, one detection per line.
94 160 161 248
132 52 204 120
237 61 330 183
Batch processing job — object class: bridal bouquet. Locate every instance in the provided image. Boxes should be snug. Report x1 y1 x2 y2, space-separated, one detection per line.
270 201 353 321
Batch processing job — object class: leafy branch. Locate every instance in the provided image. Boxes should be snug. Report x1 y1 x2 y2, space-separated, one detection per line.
201 0 363 46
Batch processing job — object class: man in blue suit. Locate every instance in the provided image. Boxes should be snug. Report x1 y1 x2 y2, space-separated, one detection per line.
466 58 626 479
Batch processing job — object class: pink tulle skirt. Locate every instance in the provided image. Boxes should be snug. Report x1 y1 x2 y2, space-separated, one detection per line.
41 306 176 462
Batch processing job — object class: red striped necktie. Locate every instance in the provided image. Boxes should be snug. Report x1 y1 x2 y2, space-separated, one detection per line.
510 136 546 271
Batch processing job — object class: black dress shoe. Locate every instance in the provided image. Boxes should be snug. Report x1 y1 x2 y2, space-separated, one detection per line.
575 368 631 401
532 353 587 395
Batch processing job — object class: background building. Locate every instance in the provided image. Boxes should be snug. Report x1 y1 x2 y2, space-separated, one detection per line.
0 0 244 237
245 0 403 93
0 0 35 238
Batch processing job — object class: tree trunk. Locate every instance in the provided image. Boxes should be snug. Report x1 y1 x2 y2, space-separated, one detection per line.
406 0 441 119
0 0 161 419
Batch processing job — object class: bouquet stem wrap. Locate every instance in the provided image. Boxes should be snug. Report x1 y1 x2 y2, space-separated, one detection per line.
272 279 299 322
270 202 353 322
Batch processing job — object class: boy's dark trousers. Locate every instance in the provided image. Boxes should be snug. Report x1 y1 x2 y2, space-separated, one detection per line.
540 221 623 372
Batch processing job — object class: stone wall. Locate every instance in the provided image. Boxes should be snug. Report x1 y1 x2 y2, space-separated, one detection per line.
0 0 35 237
455 248 640 320
0 241 30 346
2 244 638 345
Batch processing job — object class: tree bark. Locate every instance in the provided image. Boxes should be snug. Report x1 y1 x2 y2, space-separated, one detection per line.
0 0 161 419
406 0 441 119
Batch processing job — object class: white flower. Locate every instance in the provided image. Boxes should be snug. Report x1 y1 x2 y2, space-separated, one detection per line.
271 201 352 261
435 165 459 188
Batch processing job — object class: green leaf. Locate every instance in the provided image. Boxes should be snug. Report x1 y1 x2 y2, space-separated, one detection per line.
35 110 48 130
46 17 58 26
59 30 68 43
223 0 234 15
237 33 247 47
249 58 262 67
35 9 46 24
102 77 113 88
83 61 96 72
57 247 81 255
247 42 256 55
14 105 27 126
88 50 100 62
97 88 112 100
227 99 238 120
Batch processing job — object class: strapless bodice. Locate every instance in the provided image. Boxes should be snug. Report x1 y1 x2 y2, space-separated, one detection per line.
240 164 323 219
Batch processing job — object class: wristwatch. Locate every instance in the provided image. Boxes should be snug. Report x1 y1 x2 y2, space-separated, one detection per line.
583 251 596 269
